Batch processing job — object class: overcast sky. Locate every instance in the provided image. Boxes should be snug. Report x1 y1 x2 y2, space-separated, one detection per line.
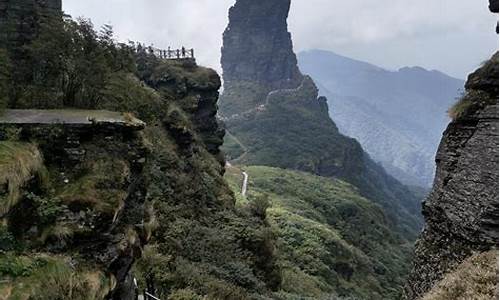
63 0 498 79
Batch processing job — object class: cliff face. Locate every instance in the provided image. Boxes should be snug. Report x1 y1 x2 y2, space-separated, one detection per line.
405 53 499 299
0 115 148 299
219 0 422 239
221 0 302 90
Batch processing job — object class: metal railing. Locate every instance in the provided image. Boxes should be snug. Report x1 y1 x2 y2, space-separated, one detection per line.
132 43 195 60
153 47 195 60
144 291 161 300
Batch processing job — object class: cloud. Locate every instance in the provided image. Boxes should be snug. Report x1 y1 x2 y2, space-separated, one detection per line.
63 0 498 78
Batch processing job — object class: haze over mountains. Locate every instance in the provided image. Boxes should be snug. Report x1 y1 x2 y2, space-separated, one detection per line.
298 50 464 187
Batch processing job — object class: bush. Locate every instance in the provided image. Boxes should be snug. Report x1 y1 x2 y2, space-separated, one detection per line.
9 17 136 109
249 195 271 219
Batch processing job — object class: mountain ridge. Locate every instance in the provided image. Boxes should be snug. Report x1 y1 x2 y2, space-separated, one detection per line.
298 49 464 187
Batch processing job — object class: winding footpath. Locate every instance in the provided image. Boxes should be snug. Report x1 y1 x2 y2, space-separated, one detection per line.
241 171 249 197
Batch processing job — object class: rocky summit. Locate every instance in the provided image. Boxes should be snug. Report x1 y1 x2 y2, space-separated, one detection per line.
221 0 303 91
405 52 499 299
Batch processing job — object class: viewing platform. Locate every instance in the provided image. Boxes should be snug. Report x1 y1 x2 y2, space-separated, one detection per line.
133 43 195 61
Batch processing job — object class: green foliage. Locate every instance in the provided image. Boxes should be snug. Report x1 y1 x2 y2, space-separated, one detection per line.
0 254 115 300
223 133 245 161
0 48 10 110
98 72 166 122
448 90 496 120
0 253 46 278
226 165 414 299
9 17 135 109
168 289 203 300
222 78 423 239
136 129 280 297
219 81 269 117
0 224 16 251
249 194 271 220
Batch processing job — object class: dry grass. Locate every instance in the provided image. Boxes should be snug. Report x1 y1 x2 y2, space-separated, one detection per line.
423 250 499 300
0 142 45 215
1 254 116 300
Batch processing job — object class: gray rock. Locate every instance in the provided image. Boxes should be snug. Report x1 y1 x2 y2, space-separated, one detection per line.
405 52 499 299
221 0 303 90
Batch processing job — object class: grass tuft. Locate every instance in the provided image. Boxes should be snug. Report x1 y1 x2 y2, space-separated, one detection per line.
423 250 499 300
0 142 45 215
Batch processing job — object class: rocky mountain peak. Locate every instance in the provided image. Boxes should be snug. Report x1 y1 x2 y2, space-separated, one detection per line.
221 0 303 90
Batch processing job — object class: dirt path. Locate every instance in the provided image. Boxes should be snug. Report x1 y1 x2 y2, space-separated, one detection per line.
241 171 249 197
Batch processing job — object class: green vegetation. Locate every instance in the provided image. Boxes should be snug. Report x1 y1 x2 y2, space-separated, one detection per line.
223 77 422 239
59 158 129 218
422 251 498 300
222 132 245 161
449 53 499 120
225 165 414 299
6 17 135 109
0 9 285 300
448 90 496 120
0 253 114 300
219 81 270 116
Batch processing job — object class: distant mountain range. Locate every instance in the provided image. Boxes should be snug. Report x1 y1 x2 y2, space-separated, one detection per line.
298 50 464 187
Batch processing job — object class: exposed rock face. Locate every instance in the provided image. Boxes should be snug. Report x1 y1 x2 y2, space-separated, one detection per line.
405 53 499 299
219 0 422 239
0 0 62 50
490 0 499 33
221 0 302 91
0 117 148 299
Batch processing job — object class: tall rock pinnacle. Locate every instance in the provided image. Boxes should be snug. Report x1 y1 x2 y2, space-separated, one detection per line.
221 0 303 90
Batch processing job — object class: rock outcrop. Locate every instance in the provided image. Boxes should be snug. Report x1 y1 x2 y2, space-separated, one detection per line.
0 114 148 299
405 53 499 299
221 0 302 91
219 0 422 240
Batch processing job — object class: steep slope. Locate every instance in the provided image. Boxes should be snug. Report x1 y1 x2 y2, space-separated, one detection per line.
405 52 499 299
298 50 464 187
0 10 280 299
219 0 422 238
226 165 414 300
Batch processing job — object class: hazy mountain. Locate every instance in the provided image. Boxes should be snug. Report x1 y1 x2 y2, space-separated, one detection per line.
298 49 464 187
